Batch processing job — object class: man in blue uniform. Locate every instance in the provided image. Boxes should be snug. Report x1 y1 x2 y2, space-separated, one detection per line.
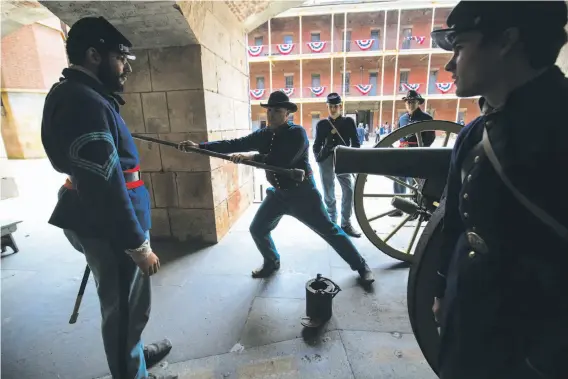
313 93 362 238
178 91 374 284
430 2 568 378
391 90 433 203
41 17 175 379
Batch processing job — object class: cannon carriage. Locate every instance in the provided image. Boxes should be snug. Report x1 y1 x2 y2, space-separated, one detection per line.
334 119 465 375
338 120 463 263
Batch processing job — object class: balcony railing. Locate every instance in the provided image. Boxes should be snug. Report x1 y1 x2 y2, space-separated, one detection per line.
333 84 380 97
247 36 449 58
249 81 457 101
340 39 382 53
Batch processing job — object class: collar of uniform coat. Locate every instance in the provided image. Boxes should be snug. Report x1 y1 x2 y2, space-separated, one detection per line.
61 67 126 106
481 66 563 117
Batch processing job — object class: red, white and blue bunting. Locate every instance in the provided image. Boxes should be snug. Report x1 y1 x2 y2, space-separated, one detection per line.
355 84 372 95
279 88 294 97
310 87 326 96
436 82 453 93
307 41 327 53
247 46 264 56
402 83 421 91
404 36 426 45
355 39 374 50
277 44 294 55
250 89 265 99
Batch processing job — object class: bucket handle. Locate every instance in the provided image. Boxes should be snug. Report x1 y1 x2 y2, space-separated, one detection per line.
317 276 341 298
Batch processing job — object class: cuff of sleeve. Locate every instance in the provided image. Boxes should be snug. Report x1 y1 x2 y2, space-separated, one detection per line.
125 239 152 263
198 142 209 150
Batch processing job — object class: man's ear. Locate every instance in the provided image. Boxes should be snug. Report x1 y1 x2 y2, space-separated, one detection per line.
498 27 521 57
85 47 102 66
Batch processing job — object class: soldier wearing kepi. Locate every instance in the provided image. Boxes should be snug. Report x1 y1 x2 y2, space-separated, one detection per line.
41 17 175 379
391 90 434 216
313 93 362 238
430 2 568 379
178 91 374 284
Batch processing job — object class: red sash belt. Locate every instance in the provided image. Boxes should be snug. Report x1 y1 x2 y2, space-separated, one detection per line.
64 165 144 190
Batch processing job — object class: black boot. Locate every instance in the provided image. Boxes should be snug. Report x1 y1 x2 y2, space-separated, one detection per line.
358 264 375 284
251 259 280 278
342 224 362 238
144 339 172 369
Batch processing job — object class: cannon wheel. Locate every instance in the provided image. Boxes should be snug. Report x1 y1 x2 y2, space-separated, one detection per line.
353 120 462 262
407 201 445 376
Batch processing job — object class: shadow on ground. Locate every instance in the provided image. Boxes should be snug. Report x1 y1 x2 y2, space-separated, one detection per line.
1 159 436 379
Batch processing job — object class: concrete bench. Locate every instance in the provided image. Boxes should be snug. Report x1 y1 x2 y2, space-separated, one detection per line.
1 220 22 254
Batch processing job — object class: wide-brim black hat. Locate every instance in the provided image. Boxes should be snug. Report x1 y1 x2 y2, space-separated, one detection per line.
260 90 298 113
431 1 568 52
402 90 424 105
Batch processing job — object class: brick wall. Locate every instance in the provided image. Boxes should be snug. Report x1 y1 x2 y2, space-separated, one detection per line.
250 53 456 98
1 25 44 89
1 20 68 158
1 22 67 90
247 9 452 52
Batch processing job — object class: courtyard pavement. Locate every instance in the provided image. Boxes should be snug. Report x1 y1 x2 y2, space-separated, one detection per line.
0 139 437 379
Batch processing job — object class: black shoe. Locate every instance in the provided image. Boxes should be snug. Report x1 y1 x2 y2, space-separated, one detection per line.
144 339 172 369
251 260 280 278
342 224 362 238
149 374 178 379
358 264 375 284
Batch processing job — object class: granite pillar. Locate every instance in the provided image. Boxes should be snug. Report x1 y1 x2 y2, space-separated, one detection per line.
121 32 253 244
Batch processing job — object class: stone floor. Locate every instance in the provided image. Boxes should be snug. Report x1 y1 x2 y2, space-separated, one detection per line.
1 157 437 379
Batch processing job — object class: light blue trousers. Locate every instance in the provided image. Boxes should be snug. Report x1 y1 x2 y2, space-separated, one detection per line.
317 155 354 227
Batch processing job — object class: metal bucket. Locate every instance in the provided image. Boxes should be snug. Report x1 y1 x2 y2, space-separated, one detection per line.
301 274 341 328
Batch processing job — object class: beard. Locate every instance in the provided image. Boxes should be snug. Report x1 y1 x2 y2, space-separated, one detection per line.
98 60 125 93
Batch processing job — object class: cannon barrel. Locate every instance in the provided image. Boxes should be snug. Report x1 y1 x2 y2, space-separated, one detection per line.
334 146 452 180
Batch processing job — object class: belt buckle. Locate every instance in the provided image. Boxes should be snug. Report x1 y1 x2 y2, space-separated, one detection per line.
467 231 488 254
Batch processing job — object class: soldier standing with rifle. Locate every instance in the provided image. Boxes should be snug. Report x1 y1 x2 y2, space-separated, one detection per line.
178 91 374 284
430 2 568 378
313 93 362 238
391 90 434 217
41 17 175 379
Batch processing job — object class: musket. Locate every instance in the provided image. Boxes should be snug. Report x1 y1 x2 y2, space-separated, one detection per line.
132 134 305 182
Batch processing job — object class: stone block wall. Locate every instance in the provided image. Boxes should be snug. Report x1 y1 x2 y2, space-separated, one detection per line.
122 41 253 244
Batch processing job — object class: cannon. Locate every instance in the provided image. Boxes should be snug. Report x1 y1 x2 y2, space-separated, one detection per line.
337 120 463 263
334 120 465 376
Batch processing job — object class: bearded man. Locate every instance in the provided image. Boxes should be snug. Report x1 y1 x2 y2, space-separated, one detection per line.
41 17 175 379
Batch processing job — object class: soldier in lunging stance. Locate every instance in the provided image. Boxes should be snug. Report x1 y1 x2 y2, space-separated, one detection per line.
178 91 374 284
430 2 568 378
41 17 175 379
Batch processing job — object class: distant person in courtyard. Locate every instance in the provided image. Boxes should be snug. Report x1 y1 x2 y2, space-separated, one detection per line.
390 90 434 216
313 93 363 238
430 2 568 378
177 91 374 284
356 123 366 144
41 16 175 379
